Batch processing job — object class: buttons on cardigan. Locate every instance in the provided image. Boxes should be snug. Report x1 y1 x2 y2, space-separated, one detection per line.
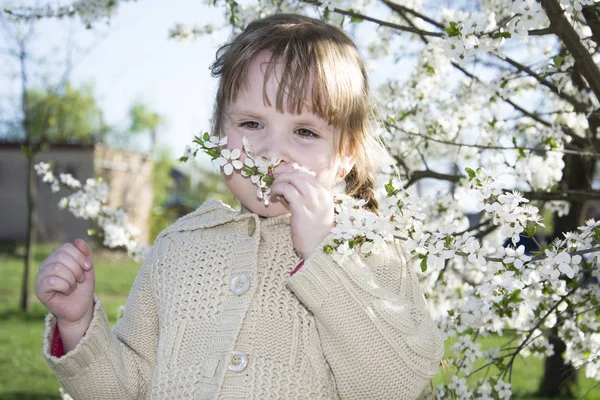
231 274 250 295
228 351 248 372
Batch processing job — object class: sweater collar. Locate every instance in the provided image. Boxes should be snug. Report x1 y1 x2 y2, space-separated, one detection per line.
158 200 290 238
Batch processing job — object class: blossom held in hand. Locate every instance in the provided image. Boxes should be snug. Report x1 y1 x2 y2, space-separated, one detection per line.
215 148 243 175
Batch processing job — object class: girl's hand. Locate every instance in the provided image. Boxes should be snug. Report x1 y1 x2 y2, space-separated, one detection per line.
270 168 335 259
36 239 96 326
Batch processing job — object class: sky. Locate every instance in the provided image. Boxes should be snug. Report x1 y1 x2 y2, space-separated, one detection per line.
1 0 231 165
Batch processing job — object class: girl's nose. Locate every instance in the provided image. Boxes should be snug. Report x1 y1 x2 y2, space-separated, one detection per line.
253 131 290 164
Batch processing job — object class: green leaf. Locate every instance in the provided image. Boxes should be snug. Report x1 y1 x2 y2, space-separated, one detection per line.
420 256 428 272
543 137 559 149
203 132 210 141
87 228 96 236
385 178 396 197
444 21 461 37
423 61 435 76
178 156 188 162
553 55 564 68
444 236 454 248
349 9 363 23
323 244 334 254
323 6 330 21
465 167 476 179
490 31 511 39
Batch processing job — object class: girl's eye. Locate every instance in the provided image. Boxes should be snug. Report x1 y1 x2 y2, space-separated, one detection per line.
241 121 262 129
295 128 320 139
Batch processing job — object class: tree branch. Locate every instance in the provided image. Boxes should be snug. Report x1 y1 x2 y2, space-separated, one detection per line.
379 0 444 30
407 169 462 186
302 0 443 37
524 189 600 202
540 0 600 102
496 54 589 113
397 127 600 158
581 5 600 48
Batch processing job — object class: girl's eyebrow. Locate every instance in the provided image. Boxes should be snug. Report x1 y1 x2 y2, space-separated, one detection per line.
226 107 333 132
225 108 263 118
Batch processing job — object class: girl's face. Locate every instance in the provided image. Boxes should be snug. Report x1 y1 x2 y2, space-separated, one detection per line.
221 51 353 218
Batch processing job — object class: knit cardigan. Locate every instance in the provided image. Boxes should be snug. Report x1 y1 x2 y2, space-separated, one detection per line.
41 200 444 399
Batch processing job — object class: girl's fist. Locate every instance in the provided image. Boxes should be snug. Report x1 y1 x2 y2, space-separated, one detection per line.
36 238 95 326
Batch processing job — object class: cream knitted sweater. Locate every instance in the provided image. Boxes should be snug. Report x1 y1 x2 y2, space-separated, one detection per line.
42 200 444 399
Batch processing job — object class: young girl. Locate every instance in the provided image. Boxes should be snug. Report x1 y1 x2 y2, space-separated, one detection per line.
36 13 444 399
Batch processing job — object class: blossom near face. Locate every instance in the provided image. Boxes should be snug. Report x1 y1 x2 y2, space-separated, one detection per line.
219 51 351 217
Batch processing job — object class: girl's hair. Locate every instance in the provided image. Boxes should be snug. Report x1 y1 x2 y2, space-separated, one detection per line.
210 13 386 212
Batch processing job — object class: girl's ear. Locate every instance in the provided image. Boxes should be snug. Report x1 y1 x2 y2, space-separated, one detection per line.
338 142 357 177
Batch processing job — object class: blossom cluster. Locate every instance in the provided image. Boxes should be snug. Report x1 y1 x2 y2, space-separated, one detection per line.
3 0 126 27
34 162 148 261
181 133 281 204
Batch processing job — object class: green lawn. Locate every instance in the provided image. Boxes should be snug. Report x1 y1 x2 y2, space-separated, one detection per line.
0 243 599 399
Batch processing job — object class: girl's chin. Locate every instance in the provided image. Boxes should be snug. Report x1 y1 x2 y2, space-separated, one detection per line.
241 197 290 218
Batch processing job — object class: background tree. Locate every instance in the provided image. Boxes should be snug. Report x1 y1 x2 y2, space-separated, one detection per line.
128 102 163 155
24 82 107 143
150 146 237 241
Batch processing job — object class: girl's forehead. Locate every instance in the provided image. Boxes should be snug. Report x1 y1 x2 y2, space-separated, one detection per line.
235 52 323 114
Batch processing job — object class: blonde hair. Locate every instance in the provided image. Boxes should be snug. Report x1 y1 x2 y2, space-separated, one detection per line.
210 13 385 212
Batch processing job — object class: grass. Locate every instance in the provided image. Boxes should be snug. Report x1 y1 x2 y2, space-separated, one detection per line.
0 242 599 399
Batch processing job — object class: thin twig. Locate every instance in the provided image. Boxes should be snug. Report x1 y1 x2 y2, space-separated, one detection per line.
395 126 600 158
302 0 443 37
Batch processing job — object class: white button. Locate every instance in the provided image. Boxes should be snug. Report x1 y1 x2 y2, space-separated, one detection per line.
228 351 248 372
231 274 250 295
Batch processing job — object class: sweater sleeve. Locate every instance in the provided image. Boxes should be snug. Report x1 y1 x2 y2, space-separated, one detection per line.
41 239 162 400
286 235 444 400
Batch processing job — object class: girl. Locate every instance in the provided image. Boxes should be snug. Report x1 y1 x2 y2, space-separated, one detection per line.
36 13 444 399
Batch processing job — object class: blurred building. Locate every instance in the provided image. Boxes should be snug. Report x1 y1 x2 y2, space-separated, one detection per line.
0 142 153 244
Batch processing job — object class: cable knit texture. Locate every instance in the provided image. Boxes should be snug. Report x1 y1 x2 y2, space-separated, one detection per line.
41 200 444 399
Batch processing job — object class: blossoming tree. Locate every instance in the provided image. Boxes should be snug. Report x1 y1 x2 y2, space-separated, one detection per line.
7 0 600 398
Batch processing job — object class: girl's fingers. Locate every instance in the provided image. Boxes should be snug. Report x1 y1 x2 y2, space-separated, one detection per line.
40 275 73 296
271 180 302 206
39 263 78 293
274 171 325 207
275 171 319 195
74 239 92 261
73 239 93 271
54 244 90 280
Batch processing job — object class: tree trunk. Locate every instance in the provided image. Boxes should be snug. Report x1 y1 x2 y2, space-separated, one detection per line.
538 150 592 397
539 326 577 398
21 153 36 311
